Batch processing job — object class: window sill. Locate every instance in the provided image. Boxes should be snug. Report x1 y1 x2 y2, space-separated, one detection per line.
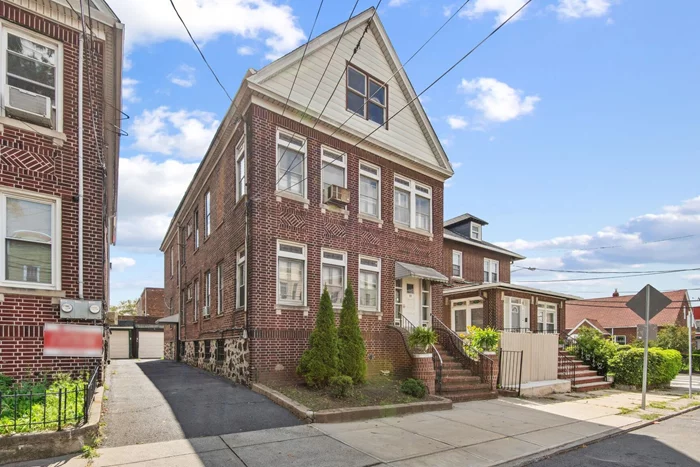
321 203 349 218
276 304 310 317
215 312 224 318
0 286 65 298
358 214 383 226
394 225 433 239
275 191 309 207
235 306 245 312
0 117 67 144
359 308 380 314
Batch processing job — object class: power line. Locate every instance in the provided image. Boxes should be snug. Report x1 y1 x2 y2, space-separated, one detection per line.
513 267 700 283
168 0 233 101
511 233 699 254
279 0 532 194
513 265 700 275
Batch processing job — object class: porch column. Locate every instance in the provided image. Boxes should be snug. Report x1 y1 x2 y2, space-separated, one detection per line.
412 353 436 394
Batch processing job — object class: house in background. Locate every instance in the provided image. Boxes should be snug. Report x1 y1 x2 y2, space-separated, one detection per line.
109 316 164 360
442 214 578 335
0 0 124 381
566 289 694 344
136 287 166 317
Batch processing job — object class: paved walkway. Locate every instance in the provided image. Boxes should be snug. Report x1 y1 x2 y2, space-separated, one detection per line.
102 360 300 447
12 391 700 467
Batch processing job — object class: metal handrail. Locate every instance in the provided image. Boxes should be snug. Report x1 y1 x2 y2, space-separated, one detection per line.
558 351 577 387
431 343 443 393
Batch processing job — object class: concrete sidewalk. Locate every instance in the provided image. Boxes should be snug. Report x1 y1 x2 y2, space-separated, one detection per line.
9 393 700 467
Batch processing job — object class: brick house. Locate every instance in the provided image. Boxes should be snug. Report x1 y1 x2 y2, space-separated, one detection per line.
566 289 694 344
0 0 123 381
135 287 165 318
442 214 578 336
160 8 454 384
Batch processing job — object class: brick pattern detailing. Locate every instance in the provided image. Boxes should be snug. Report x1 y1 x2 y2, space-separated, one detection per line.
1 145 55 175
412 355 436 394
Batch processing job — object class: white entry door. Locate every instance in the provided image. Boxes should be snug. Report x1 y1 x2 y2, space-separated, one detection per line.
402 278 421 327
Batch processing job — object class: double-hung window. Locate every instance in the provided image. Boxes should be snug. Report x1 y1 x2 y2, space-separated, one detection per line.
321 147 346 201
180 227 187 264
483 258 499 283
2 27 62 130
194 209 200 249
537 302 557 332
471 223 481 240
359 162 380 219
359 256 380 312
204 191 211 238
421 280 430 325
321 249 346 307
346 65 387 126
277 241 306 306
614 335 626 345
0 189 60 289
216 262 224 315
276 130 306 198
170 247 174 277
203 270 211 317
193 279 199 321
393 176 432 232
452 250 462 278
236 136 246 201
237 249 246 309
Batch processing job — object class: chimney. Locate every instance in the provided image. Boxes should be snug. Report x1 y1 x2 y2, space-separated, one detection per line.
612 288 620 297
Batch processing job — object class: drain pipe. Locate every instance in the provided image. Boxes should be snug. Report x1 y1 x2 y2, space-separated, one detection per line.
78 33 85 299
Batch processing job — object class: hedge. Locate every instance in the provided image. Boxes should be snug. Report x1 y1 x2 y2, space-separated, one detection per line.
609 347 682 388
681 352 700 373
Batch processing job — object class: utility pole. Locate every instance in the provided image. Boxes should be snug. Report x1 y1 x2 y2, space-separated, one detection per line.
641 286 650 410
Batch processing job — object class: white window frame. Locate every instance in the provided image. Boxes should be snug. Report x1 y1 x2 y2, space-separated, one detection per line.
452 250 462 278
471 222 481 240
217 262 224 315
194 209 200 249
393 175 432 233
505 297 528 330
203 270 211 317
321 249 346 308
170 247 174 277
0 188 61 290
276 240 307 307
236 248 246 309
204 191 211 238
451 298 484 332
276 128 307 199
358 256 381 312
193 279 199 322
537 301 557 332
235 136 246 201
614 335 627 345
359 161 381 220
321 147 347 204
0 24 64 133
484 258 499 283
420 279 430 326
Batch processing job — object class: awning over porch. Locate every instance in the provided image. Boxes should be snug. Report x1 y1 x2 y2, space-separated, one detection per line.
395 262 449 284
155 314 179 324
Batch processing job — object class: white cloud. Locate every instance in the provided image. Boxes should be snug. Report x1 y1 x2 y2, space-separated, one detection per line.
446 115 469 130
237 45 256 56
109 0 305 60
443 5 454 17
111 257 136 272
441 137 453 148
130 107 219 159
117 156 199 250
388 0 409 6
460 0 529 25
554 0 611 19
452 161 463 169
459 77 540 122
122 77 139 103
169 64 196 88
489 136 496 142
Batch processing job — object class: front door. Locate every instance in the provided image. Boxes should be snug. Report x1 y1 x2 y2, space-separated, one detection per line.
402 278 421 327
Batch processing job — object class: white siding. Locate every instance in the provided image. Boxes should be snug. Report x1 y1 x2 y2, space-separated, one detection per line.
258 25 440 168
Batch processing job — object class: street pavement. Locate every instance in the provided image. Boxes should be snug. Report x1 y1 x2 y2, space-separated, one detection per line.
531 407 700 466
101 360 301 447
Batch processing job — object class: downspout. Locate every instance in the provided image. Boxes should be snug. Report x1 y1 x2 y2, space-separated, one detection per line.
78 34 85 299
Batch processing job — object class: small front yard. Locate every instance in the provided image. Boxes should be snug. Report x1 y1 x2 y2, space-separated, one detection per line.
268 376 439 412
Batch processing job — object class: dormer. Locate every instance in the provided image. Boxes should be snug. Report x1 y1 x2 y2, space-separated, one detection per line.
444 213 489 241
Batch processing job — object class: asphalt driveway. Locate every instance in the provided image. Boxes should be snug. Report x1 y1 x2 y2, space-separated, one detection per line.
102 359 301 447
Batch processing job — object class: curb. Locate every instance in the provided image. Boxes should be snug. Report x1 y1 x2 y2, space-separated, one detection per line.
252 383 452 423
499 403 700 467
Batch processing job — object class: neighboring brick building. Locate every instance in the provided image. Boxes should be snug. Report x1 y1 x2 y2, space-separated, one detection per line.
442 213 578 335
566 289 694 344
0 0 124 381
161 8 453 384
135 287 166 318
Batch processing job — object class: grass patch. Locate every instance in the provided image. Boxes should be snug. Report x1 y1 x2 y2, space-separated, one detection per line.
268 376 438 412
649 401 674 411
618 406 637 415
81 445 99 459
640 413 662 421
684 401 700 408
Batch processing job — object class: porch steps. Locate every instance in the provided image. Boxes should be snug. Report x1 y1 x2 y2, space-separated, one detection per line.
433 344 497 403
558 350 612 392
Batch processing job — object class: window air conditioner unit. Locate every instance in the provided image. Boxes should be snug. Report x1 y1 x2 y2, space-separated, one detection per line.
325 185 350 206
5 85 52 126
202 306 210 316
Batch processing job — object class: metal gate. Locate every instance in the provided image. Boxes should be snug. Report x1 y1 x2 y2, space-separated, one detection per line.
498 349 523 396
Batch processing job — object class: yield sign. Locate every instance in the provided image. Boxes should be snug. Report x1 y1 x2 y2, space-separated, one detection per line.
626 284 672 321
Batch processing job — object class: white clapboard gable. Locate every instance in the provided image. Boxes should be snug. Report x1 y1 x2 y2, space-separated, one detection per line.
248 8 453 179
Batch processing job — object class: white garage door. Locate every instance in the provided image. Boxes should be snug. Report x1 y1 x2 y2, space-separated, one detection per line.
138 331 164 359
110 330 130 359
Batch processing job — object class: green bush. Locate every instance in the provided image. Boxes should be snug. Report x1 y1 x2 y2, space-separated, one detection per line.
656 325 689 353
573 327 618 373
329 375 353 399
408 327 437 352
400 378 427 398
297 289 339 387
617 345 632 351
609 347 682 388
338 285 367 384
681 352 700 373
470 327 500 352
0 374 13 393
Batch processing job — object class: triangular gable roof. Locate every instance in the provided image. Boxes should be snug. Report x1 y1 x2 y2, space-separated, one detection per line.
568 318 610 336
247 7 453 179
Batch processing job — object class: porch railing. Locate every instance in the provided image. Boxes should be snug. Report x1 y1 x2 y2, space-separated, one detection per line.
564 337 609 378
558 351 577 387
431 343 443 394
502 328 559 334
432 314 495 391
498 349 523 396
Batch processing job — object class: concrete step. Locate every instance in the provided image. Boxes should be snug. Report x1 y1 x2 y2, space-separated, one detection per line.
573 381 613 392
446 391 498 403
441 361 465 369
441 375 481 384
441 368 475 377
572 375 607 384
558 369 598 378
439 382 492 393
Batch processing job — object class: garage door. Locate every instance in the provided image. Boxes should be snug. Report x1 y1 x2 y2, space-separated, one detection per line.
138 331 164 359
110 330 130 359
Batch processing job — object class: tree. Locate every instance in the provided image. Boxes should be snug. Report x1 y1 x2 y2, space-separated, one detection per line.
297 289 339 387
109 299 138 316
338 284 367 384
656 325 689 354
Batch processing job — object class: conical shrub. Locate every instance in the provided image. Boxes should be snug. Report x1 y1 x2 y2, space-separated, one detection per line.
297 288 339 387
338 284 367 383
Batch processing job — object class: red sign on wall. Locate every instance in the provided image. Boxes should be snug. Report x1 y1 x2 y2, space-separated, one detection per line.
44 323 103 357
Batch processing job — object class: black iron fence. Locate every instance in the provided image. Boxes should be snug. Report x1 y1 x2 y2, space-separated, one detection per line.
564 337 608 377
558 352 577 387
0 365 100 435
498 349 523 396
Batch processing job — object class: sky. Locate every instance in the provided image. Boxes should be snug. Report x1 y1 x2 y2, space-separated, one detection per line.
106 0 700 306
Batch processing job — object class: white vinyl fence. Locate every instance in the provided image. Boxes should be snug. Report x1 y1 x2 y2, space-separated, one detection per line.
500 332 559 385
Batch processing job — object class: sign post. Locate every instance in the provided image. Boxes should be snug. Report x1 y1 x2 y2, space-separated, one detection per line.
689 308 693 399
627 285 672 410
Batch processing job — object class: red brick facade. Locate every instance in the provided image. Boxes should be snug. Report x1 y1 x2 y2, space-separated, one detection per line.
136 288 166 318
0 2 119 381
444 238 512 284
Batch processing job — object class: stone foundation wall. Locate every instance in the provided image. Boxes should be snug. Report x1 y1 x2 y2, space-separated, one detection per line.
179 338 250 385
164 342 175 360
